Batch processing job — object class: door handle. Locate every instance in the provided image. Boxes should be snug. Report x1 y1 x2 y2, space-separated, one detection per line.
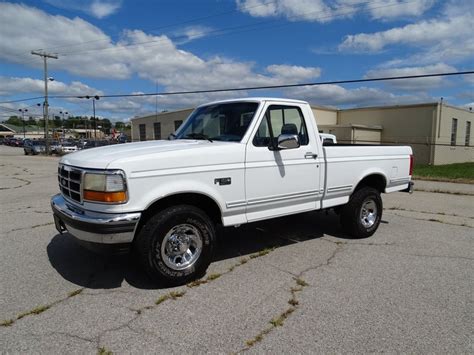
304 152 318 159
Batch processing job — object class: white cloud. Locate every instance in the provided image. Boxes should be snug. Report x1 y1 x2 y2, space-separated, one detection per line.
369 0 435 20
339 15 471 52
44 0 122 19
236 0 435 22
170 25 214 44
0 76 102 97
286 84 431 107
89 0 122 18
266 65 321 82
365 63 457 90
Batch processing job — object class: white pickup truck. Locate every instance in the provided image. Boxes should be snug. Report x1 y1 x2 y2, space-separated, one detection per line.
51 97 413 285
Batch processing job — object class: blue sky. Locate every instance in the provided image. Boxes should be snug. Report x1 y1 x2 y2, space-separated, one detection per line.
0 0 473 122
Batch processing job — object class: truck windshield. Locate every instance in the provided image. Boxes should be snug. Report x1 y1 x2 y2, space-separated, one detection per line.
175 102 259 142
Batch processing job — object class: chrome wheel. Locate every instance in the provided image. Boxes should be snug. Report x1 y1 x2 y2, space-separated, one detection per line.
360 199 378 228
160 224 203 271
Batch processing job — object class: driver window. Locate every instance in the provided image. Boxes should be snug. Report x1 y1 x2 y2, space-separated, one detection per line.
253 105 308 147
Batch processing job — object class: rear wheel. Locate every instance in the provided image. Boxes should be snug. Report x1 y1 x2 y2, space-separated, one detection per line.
340 187 382 238
135 205 216 286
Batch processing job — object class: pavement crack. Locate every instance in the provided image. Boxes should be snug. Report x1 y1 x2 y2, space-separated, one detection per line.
386 212 473 228
386 207 474 220
239 243 343 352
401 253 474 261
0 288 84 328
8 222 55 233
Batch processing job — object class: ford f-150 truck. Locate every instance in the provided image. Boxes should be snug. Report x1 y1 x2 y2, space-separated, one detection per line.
51 98 413 285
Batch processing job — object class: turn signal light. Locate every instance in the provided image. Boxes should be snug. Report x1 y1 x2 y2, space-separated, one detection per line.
83 190 127 203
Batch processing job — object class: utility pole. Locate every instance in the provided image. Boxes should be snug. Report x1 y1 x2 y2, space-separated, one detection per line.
31 50 58 154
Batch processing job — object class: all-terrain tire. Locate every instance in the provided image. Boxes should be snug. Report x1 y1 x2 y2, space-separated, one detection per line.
134 205 216 286
340 187 383 238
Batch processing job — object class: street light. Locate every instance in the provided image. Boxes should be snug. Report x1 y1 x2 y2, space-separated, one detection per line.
80 95 100 140
18 108 28 139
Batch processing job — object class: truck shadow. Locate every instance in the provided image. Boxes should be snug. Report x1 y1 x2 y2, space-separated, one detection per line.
47 210 352 290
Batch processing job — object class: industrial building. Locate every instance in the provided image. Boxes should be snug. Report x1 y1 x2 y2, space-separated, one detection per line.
131 101 473 165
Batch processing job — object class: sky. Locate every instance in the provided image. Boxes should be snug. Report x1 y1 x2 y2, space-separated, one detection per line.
0 0 473 122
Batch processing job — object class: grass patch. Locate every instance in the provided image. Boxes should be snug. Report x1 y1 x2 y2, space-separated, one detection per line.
413 162 474 183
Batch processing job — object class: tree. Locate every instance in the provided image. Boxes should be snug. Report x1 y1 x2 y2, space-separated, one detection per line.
5 116 22 126
114 121 125 130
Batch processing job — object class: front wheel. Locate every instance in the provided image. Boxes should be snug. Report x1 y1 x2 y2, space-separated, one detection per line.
340 187 382 238
135 205 216 286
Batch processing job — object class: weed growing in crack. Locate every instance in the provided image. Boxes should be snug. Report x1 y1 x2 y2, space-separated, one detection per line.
17 305 51 320
155 290 186 305
68 288 84 297
97 347 113 355
250 247 275 259
206 273 221 281
187 279 208 288
0 319 14 327
270 308 295 327
295 278 309 287
243 275 309 349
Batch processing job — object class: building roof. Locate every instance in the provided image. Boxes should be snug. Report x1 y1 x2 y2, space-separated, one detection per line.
0 123 43 133
131 108 194 121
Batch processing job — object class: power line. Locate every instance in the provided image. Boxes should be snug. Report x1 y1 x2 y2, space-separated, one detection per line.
1 71 472 105
57 71 474 99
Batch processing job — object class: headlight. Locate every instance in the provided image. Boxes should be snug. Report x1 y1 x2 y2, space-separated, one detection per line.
83 171 127 203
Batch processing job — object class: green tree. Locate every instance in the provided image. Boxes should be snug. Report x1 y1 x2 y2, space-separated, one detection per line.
5 116 22 126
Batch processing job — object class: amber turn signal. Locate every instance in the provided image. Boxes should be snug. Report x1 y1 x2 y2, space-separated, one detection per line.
83 190 127 203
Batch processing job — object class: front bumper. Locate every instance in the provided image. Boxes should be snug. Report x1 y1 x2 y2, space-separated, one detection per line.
51 194 141 245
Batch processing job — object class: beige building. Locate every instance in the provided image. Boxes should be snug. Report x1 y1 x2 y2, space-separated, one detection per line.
131 109 194 141
131 102 473 165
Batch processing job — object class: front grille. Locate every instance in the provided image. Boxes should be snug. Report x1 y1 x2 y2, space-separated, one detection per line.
58 165 82 203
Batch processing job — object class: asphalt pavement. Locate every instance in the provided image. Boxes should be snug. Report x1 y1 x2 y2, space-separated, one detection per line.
0 145 472 353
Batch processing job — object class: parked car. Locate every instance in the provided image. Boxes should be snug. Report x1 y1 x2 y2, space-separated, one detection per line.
24 140 46 155
59 142 78 154
52 97 414 285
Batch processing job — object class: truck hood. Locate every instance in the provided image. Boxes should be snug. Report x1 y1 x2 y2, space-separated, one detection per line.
60 140 242 170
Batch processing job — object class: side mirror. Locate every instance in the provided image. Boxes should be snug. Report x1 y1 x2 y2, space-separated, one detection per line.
277 134 300 149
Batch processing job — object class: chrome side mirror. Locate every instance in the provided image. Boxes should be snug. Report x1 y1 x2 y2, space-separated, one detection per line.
277 134 300 149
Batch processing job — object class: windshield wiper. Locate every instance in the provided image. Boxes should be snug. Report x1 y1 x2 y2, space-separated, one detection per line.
184 133 213 142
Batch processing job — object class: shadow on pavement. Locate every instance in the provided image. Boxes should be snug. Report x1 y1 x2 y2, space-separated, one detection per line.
47 210 349 290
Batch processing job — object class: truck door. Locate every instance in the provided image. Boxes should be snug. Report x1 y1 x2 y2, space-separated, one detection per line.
245 103 321 222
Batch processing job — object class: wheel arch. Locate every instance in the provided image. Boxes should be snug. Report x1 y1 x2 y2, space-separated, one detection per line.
134 192 223 239
353 173 387 194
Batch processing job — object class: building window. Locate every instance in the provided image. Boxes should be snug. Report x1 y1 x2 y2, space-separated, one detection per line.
139 124 146 141
174 120 183 131
466 121 471 146
450 118 458 146
153 122 161 140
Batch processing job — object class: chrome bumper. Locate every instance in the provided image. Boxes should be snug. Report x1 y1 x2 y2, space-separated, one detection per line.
51 194 141 244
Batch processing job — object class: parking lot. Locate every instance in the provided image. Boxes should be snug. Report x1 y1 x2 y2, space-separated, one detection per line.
0 144 472 353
